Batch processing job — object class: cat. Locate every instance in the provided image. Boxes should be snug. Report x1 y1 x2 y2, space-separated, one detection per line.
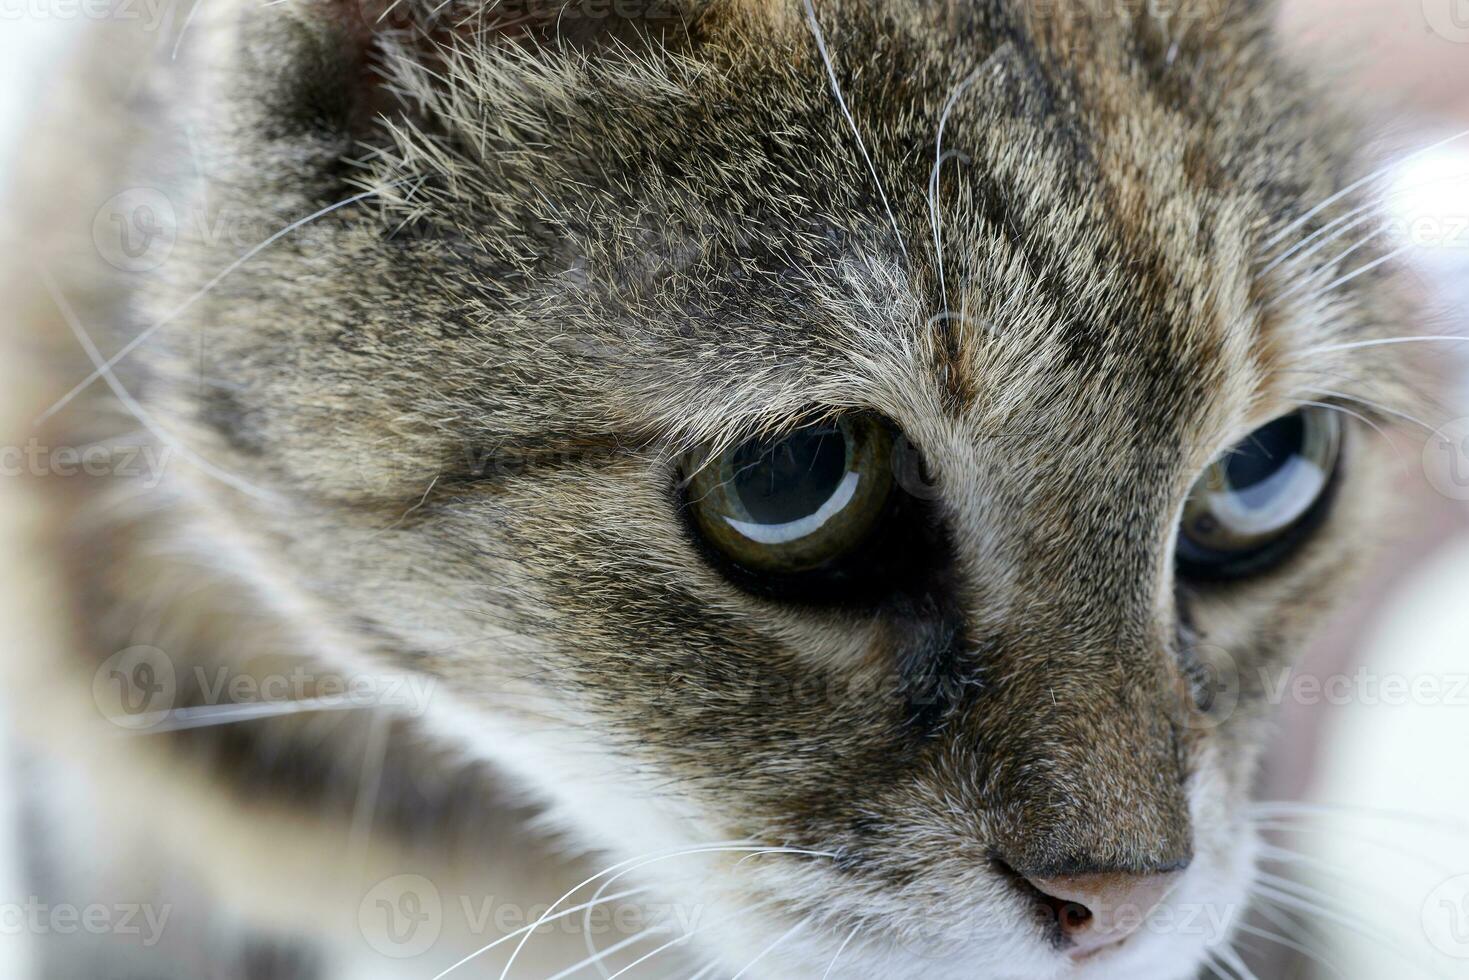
0 0 1432 976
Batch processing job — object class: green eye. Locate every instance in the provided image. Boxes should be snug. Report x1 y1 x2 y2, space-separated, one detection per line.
1177 407 1342 578
682 416 896 576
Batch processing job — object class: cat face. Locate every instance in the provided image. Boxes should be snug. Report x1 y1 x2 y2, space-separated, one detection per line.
157 0 1418 974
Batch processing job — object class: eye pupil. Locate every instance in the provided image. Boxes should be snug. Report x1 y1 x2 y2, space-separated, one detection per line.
1224 413 1304 497
730 425 847 526
1177 407 1341 579
681 415 910 589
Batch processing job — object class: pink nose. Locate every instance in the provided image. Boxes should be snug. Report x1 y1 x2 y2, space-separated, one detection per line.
1026 871 1183 956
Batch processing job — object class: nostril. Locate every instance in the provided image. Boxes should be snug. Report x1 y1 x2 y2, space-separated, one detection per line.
1000 866 1185 955
1038 891 1094 935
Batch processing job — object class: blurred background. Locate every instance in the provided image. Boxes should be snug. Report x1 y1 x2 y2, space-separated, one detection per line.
2 3 1468 979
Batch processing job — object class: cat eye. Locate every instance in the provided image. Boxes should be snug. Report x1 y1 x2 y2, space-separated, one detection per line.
1176 407 1342 579
679 415 943 601
682 416 894 574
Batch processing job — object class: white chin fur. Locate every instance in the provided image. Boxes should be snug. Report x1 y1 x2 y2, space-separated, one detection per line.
414 690 1254 979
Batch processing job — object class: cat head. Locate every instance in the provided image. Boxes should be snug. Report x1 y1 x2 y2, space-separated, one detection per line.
143 0 1421 974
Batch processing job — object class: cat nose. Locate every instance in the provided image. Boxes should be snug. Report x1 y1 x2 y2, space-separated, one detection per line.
1024 870 1184 956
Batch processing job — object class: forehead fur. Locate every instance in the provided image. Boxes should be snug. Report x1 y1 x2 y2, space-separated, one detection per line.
181 0 1387 504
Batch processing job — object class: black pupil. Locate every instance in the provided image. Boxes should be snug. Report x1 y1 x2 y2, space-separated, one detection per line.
1224 412 1304 503
730 426 847 525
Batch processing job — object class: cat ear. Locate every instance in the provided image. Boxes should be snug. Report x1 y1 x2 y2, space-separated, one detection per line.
222 0 719 148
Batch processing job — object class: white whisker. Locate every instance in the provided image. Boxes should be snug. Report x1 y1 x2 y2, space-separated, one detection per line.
1211 943 1260 980
1260 128 1469 252
1302 334 1469 357
1202 947 1240 980
125 697 378 734
600 899 781 980
36 185 399 425
1255 843 1414 916
729 915 811 980
488 845 833 980
346 709 390 880
544 924 673 980
421 885 651 980
1252 800 1469 835
929 48 1006 316
1275 220 1393 303
1233 921 1343 978
39 268 276 502
586 845 791 976
172 0 208 61
1252 819 1455 876
1262 163 1469 273
820 923 859 979
801 0 910 266
1263 204 1382 275
1255 870 1376 925
1305 241 1416 302
1296 400 1405 470
1298 388 1440 438
1250 884 1440 977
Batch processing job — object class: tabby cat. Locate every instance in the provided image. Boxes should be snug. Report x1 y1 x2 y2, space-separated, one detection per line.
0 0 1428 976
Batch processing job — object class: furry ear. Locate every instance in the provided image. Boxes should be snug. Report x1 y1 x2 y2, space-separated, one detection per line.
219 0 727 157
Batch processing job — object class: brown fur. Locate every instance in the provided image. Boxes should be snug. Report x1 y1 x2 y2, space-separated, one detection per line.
0 0 1431 976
